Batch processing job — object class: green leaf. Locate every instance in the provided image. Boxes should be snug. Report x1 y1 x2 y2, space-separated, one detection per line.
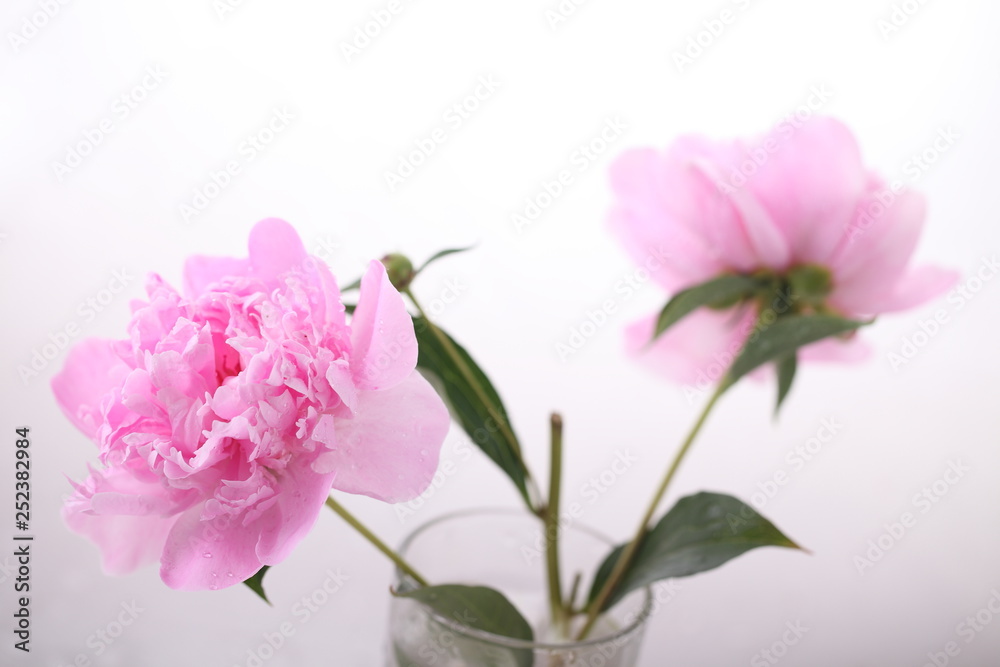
725 314 869 388
775 354 797 415
413 317 531 507
394 584 534 667
652 274 760 341
340 278 361 293
417 245 476 273
243 566 272 605
587 492 802 611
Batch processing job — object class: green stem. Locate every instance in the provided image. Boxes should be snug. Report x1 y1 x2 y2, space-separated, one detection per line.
404 287 541 513
545 413 565 634
325 496 430 588
576 384 726 640
566 572 583 617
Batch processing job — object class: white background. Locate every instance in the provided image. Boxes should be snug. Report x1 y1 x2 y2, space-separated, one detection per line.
2 0 999 665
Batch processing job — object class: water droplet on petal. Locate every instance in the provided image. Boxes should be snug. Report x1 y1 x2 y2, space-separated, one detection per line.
210 584 219 590
420 449 428 456
227 572 234 578
203 552 213 558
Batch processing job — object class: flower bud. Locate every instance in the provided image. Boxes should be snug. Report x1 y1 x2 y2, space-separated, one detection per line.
381 253 416 292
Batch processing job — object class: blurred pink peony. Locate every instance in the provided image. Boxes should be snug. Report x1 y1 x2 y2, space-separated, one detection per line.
54 219 450 590
608 117 958 386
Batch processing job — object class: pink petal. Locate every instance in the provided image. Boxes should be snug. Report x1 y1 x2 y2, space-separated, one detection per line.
608 147 726 290
624 307 756 387
869 265 960 313
52 339 131 439
349 260 418 391
746 117 868 265
685 144 791 269
717 180 791 269
254 460 337 566
328 371 450 504
248 217 309 282
63 467 180 575
798 336 872 363
159 506 263 591
830 188 927 315
182 256 250 298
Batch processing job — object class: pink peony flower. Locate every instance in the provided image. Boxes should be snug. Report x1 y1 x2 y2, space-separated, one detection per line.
608 117 958 385
54 219 450 590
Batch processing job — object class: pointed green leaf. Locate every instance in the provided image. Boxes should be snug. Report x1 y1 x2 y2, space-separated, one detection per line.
588 492 802 610
395 585 534 666
413 317 531 507
725 314 870 389
652 275 760 341
243 566 272 605
417 245 476 274
775 354 797 415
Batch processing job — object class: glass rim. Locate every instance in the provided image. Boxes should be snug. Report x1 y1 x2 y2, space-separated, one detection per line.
394 506 655 651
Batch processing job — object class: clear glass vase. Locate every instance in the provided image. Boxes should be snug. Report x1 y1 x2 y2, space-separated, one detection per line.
386 508 652 666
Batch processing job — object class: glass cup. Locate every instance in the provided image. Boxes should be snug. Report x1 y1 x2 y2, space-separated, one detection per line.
386 508 653 666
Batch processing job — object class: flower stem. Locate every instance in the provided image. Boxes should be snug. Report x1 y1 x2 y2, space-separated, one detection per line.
576 384 726 640
325 496 430 588
545 413 565 634
404 287 542 513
